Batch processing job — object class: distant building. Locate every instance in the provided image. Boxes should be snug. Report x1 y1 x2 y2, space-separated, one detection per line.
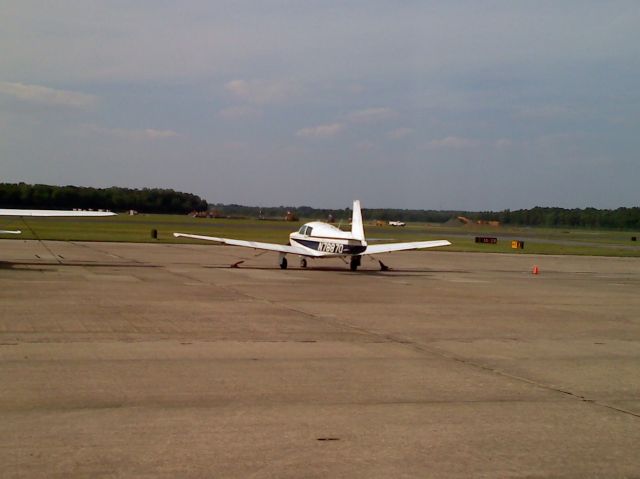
284 211 299 221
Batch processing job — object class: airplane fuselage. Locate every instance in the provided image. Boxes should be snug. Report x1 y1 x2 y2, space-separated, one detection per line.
289 222 367 257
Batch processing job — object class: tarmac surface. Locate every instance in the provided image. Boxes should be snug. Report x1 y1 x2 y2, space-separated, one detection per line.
1 239 639 478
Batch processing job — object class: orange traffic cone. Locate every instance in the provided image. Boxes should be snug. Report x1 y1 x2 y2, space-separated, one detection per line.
532 265 539 275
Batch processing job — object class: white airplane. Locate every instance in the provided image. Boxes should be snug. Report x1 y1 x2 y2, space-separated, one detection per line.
0 208 116 235
173 200 450 271
389 220 406 227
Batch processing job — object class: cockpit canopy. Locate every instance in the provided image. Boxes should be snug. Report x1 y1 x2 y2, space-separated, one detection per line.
294 222 354 239
298 225 313 236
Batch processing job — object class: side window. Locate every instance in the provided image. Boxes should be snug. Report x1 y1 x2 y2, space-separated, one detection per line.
306 227 313 236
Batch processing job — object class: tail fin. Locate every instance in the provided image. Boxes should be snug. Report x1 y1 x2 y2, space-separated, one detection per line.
351 200 366 242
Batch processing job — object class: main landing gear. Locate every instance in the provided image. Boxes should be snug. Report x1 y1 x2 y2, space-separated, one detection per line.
350 255 361 271
278 255 307 270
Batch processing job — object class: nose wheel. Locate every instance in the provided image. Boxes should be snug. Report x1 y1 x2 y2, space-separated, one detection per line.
300 258 308 268
279 255 288 269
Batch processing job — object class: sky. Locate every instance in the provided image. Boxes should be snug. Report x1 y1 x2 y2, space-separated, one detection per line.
1 1 639 210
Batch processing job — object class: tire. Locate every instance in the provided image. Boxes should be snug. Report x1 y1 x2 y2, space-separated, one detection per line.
280 257 288 269
350 256 361 271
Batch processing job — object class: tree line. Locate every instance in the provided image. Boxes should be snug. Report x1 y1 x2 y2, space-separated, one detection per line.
476 206 640 230
2 183 637 229
214 203 640 230
0 183 208 214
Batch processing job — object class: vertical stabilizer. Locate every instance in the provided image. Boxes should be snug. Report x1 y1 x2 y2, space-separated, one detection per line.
351 200 366 242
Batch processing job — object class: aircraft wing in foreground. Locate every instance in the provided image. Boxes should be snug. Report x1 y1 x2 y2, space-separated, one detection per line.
174 200 450 271
1 209 117 235
0 209 116 217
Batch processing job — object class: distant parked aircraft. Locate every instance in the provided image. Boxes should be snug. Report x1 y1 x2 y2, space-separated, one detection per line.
388 221 406 227
174 200 450 271
0 209 116 235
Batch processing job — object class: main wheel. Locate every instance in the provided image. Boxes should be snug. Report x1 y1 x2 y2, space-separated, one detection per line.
280 257 288 269
349 255 361 271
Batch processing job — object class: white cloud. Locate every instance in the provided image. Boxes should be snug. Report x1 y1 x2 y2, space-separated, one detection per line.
495 138 514 149
534 132 585 148
517 105 573 119
296 123 344 139
218 105 262 120
85 125 179 141
387 128 413 140
222 141 249 152
0 82 98 109
224 79 301 105
354 141 376 152
347 107 397 124
143 129 179 140
427 136 479 149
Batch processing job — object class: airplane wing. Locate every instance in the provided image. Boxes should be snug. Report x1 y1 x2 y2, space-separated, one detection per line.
173 232 326 257
364 240 451 255
0 209 116 217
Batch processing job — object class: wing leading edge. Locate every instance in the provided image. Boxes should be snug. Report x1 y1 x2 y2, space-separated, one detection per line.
173 232 326 257
0 209 116 217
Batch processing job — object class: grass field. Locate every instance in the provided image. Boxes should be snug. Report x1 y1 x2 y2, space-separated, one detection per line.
2 214 639 257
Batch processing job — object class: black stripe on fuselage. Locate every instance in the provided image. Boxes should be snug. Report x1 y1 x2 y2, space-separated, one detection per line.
292 238 367 255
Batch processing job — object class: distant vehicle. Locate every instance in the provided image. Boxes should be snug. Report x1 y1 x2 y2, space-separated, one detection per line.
0 208 116 235
174 200 449 271
389 221 406 227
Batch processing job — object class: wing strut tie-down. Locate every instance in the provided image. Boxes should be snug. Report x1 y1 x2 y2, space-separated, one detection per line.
368 255 390 271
